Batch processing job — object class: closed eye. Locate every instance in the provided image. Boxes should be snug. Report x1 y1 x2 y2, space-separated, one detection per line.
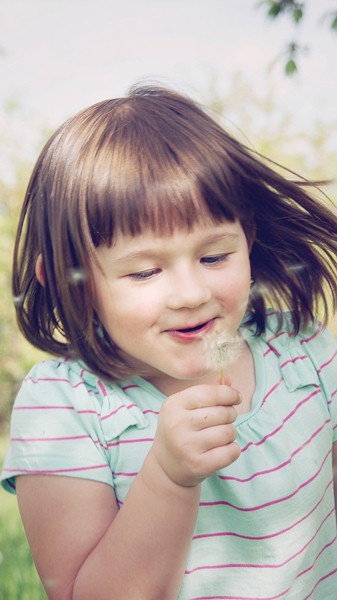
128 268 161 280
200 254 230 265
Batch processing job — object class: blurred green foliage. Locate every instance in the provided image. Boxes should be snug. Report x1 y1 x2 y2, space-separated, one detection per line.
0 151 46 433
0 439 47 599
258 1 337 75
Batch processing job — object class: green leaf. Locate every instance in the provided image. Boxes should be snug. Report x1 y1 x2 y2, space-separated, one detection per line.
331 14 337 30
293 7 303 23
285 59 297 75
268 3 282 18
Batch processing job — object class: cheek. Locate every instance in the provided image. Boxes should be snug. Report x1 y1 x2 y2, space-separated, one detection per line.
95 283 152 338
218 269 251 306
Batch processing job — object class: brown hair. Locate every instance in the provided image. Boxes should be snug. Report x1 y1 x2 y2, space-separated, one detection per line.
13 84 337 380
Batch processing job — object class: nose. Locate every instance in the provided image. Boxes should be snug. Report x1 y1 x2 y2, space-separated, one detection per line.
166 267 212 310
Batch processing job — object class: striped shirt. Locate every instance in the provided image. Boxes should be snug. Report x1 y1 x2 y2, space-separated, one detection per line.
1 313 337 599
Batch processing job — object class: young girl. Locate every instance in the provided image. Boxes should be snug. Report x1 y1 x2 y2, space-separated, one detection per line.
1 84 337 600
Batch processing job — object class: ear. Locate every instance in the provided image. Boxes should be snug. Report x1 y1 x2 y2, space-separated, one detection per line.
35 254 45 286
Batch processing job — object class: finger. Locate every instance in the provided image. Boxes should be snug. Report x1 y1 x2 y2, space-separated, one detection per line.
181 384 241 410
197 424 238 452
198 442 241 475
190 405 238 430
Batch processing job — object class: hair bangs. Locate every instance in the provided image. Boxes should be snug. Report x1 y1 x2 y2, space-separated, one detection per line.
83 107 241 246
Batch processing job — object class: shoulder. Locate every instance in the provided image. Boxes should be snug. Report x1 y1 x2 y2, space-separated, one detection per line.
250 310 337 353
262 311 337 393
14 357 108 411
17 358 154 434
243 311 337 391
260 310 337 363
1 359 151 493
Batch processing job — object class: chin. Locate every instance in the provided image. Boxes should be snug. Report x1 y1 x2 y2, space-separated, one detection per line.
174 365 213 382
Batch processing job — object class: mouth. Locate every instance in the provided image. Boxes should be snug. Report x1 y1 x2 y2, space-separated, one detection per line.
177 322 209 333
165 319 216 340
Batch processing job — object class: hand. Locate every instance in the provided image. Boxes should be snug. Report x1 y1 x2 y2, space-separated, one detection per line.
152 383 241 488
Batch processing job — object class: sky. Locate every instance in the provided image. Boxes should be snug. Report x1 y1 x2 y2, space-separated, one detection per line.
1 0 337 177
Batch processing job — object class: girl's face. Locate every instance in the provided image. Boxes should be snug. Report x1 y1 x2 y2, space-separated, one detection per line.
91 220 252 395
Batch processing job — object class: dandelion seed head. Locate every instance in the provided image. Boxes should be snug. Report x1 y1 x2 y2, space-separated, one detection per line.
204 330 243 373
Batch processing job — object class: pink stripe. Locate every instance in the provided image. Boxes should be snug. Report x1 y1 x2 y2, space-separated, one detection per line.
296 534 337 581
264 331 288 355
114 471 138 477
220 420 330 482
100 403 137 421
261 378 283 406
193 481 332 542
11 435 90 442
186 508 334 575
3 464 108 475
280 355 308 368
303 566 337 600
143 409 160 415
122 384 140 391
318 349 337 373
10 435 111 452
108 437 154 448
14 405 74 411
262 322 323 359
97 380 108 396
241 389 321 453
190 590 289 600
200 449 331 512
25 375 85 388
300 325 322 345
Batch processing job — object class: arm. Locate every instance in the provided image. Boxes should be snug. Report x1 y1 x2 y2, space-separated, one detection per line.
16 383 241 600
17 455 199 600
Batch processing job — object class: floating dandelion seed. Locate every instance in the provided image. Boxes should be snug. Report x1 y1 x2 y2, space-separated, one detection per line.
286 262 306 273
204 331 243 384
13 293 25 308
67 267 87 285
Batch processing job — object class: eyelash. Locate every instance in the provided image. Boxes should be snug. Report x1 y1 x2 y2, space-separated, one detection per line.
200 253 229 265
129 254 229 280
129 268 160 280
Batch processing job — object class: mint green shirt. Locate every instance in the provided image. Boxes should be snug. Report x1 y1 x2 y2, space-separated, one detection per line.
2 313 337 598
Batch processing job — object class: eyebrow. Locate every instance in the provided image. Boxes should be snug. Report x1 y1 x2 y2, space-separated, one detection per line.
111 232 239 265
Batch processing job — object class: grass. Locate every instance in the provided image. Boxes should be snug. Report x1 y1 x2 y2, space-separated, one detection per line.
0 435 47 600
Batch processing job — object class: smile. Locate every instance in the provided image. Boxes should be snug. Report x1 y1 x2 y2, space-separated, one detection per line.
166 319 216 340
178 322 209 333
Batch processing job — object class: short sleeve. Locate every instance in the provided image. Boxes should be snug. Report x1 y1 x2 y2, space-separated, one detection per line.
0 358 147 493
299 324 337 443
261 314 337 443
